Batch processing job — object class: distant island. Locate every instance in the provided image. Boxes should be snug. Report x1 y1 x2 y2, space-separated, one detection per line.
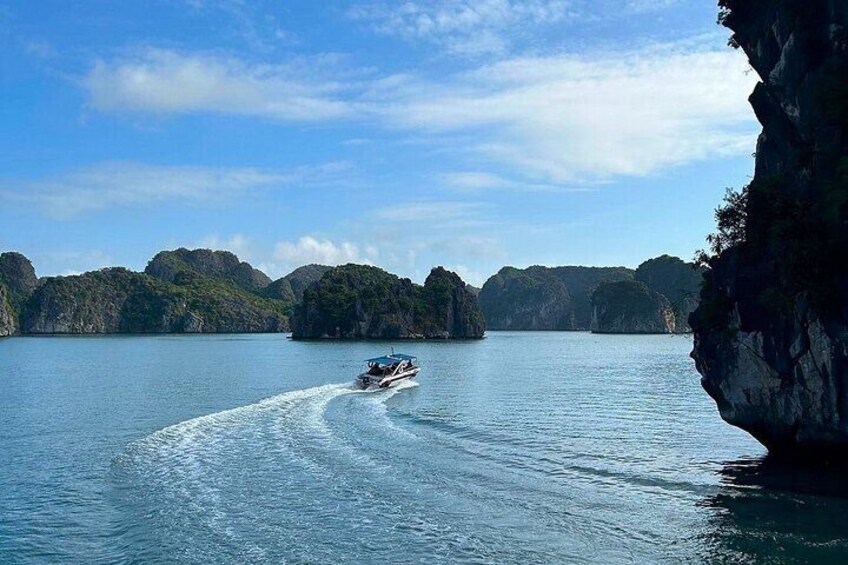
1 249 701 339
591 255 703 334
478 265 633 331
478 255 702 335
0 249 329 336
291 264 485 339
0 249 486 340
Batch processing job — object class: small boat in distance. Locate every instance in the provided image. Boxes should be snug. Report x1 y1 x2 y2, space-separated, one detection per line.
356 353 420 389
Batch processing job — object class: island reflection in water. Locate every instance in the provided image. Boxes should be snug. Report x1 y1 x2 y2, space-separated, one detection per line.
700 456 848 563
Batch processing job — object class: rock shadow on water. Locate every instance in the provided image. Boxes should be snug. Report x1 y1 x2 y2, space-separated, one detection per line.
698 456 848 563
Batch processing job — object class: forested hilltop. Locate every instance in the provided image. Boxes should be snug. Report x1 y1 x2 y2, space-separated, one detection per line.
478 265 633 331
0 249 323 335
291 265 486 340
591 256 704 334
478 256 702 334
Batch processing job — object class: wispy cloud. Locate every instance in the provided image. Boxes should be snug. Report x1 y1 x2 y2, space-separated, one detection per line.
2 161 349 218
179 0 299 52
194 233 253 259
31 249 114 278
439 171 594 192
349 0 577 55
373 40 757 181
83 48 356 121
23 40 57 59
374 200 491 227
625 0 679 15
273 236 378 269
445 264 490 287
79 38 756 183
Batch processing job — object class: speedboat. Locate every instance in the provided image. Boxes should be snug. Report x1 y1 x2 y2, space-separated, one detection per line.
356 353 420 389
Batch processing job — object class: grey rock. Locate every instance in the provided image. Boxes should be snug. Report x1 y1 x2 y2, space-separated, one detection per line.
693 0 848 458
0 252 38 312
284 265 333 303
590 280 676 334
0 284 15 337
479 266 633 330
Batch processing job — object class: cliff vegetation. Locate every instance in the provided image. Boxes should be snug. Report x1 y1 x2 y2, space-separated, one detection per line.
692 0 848 458
291 264 485 339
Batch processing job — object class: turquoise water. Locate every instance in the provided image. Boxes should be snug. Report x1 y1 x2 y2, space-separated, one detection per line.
1 332 847 564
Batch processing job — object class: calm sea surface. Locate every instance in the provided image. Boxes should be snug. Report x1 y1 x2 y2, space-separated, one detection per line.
2 332 848 564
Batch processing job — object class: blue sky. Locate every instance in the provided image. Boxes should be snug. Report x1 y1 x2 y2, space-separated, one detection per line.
0 0 758 285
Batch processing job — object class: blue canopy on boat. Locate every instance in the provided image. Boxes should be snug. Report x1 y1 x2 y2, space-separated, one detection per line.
366 356 400 366
365 353 417 365
391 353 417 361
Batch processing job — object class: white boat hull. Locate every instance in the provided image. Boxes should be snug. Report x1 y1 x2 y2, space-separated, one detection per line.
356 367 420 389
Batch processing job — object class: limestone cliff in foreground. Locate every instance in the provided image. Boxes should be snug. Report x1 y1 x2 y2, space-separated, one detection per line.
692 0 848 458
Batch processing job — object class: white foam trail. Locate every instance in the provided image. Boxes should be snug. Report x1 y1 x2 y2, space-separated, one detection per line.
353 379 421 440
116 384 347 463
117 379 420 468
113 378 423 556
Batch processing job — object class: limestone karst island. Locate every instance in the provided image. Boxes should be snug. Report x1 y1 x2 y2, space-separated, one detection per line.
2 0 847 563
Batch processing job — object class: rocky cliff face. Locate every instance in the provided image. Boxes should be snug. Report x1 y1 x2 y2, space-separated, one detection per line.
479 266 633 330
291 264 485 339
146 248 272 292
23 268 288 334
283 265 332 302
591 281 676 334
635 255 703 332
0 252 39 336
0 252 39 312
0 285 15 337
259 277 295 303
418 267 487 339
692 0 848 458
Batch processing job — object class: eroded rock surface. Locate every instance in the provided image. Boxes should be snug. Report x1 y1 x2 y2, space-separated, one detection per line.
591 280 676 334
692 0 848 458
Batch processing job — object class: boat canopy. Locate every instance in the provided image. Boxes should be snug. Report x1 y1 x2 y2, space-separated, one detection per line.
391 353 417 362
365 353 417 366
366 356 400 366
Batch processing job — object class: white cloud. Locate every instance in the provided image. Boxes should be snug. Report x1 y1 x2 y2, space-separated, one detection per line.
32 249 114 278
440 171 516 190
349 0 577 55
3 161 351 218
373 41 758 181
83 48 355 121
79 38 756 184
374 201 490 227
439 171 593 192
444 264 489 287
180 0 299 51
194 234 253 258
625 0 679 14
24 40 57 59
272 236 378 268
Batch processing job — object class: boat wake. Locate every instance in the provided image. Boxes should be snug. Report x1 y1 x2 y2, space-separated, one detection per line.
110 380 423 563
